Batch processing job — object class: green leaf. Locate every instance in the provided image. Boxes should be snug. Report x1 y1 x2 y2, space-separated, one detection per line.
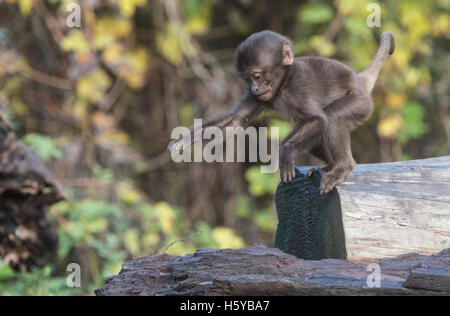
194 221 216 248
269 119 293 141
254 210 277 233
22 133 62 161
344 18 371 37
245 167 278 197
398 102 428 143
184 0 204 17
235 195 250 218
0 262 15 280
299 5 334 24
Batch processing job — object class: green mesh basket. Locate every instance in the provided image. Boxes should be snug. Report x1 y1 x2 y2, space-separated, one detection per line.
275 168 347 260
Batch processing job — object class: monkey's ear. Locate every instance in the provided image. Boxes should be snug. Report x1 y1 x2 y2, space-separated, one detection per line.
281 42 294 66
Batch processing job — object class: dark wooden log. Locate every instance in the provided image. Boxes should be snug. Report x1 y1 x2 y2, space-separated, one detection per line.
95 243 450 296
403 268 450 292
0 113 64 271
275 156 450 262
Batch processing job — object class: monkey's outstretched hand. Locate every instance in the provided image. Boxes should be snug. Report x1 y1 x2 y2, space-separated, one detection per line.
167 134 193 153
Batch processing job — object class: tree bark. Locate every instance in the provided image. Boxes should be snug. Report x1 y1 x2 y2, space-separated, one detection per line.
275 156 450 262
95 243 450 296
0 113 64 271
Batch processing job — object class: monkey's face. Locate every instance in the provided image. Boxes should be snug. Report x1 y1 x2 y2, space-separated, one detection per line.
236 31 294 102
243 69 276 101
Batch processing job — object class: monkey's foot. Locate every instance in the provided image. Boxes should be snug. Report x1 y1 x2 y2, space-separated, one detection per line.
320 164 333 173
319 168 352 195
306 164 332 178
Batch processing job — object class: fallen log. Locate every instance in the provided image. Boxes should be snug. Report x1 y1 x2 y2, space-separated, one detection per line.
275 156 450 262
95 243 450 296
0 113 64 271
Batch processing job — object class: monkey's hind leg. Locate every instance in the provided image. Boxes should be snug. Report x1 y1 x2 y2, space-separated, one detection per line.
319 126 355 194
325 89 374 132
307 145 334 178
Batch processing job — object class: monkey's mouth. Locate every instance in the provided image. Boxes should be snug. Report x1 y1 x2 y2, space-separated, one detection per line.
256 90 271 100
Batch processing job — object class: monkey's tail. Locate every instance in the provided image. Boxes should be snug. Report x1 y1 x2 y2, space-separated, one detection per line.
358 32 395 93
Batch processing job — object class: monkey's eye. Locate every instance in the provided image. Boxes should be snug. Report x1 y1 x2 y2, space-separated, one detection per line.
252 73 262 80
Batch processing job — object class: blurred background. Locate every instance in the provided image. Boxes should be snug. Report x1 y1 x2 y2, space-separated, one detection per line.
0 0 448 295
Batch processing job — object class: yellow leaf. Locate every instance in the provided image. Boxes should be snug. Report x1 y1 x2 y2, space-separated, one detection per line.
392 47 410 70
119 0 146 17
387 93 407 109
185 2 212 35
378 114 403 138
11 98 27 115
143 232 160 248
124 228 141 256
118 184 140 204
336 0 367 16
72 99 88 119
102 44 149 89
19 0 32 16
212 227 245 249
102 42 122 64
76 69 111 103
309 36 335 57
156 23 183 65
94 17 132 50
187 16 209 35
155 202 176 234
431 14 450 37
61 30 90 53
5 0 33 15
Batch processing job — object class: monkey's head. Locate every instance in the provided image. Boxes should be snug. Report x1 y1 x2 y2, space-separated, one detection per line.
236 31 294 102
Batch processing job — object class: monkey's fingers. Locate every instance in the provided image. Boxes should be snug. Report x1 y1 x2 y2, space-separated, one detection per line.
167 135 183 152
281 168 289 183
289 167 296 182
167 136 191 153
167 141 176 152
167 140 182 153
280 166 295 183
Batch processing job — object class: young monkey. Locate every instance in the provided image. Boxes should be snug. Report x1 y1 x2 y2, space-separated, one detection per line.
168 31 395 194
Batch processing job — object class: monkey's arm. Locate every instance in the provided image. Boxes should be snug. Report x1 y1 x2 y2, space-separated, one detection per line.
167 93 262 153
280 102 329 183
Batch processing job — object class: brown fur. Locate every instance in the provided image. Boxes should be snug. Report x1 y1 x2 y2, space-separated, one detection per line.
168 31 395 194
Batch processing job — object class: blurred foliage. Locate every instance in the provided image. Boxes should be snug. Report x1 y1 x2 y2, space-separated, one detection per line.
0 260 78 296
0 0 448 295
23 133 63 161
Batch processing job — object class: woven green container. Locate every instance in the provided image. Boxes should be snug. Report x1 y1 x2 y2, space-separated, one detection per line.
275 169 347 260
